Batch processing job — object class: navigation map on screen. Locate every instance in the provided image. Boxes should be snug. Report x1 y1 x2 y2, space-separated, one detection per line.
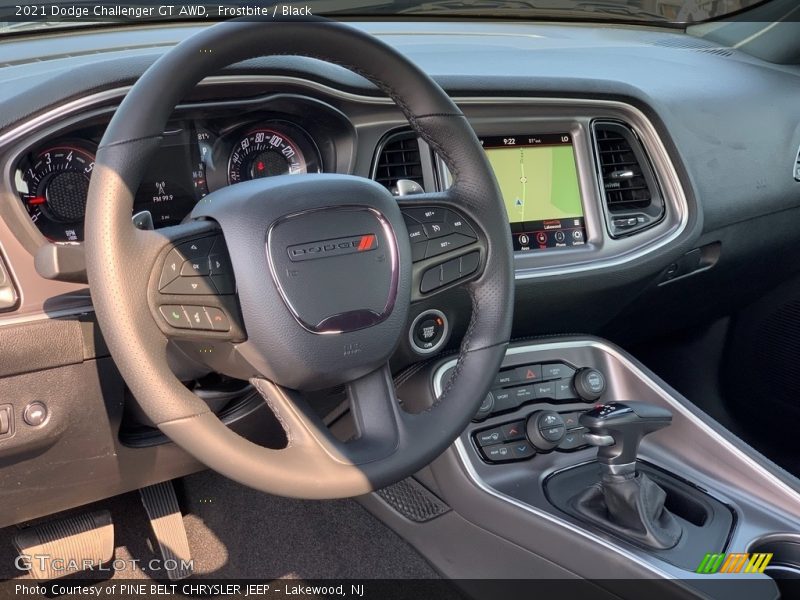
482 133 586 251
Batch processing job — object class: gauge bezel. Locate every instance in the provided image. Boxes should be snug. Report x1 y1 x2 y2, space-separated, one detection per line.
15 140 97 243
223 120 322 187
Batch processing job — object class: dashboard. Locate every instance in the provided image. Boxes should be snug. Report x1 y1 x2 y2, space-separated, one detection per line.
0 20 798 352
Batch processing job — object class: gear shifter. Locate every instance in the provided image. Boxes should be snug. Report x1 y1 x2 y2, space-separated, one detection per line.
572 402 683 550
580 401 673 476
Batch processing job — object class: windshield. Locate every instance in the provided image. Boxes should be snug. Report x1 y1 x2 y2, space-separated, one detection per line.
0 0 775 36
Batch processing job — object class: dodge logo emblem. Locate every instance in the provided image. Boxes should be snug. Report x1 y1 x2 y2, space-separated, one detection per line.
287 234 378 262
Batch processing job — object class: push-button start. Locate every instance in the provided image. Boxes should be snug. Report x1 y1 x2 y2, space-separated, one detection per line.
409 310 448 355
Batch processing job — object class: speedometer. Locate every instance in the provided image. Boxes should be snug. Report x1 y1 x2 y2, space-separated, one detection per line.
227 129 307 184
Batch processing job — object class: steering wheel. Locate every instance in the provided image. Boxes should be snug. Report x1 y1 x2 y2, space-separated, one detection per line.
85 18 514 499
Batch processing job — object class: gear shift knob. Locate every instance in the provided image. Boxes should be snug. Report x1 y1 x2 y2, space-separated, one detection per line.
579 402 672 473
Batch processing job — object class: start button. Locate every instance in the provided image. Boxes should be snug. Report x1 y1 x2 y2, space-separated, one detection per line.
409 310 448 355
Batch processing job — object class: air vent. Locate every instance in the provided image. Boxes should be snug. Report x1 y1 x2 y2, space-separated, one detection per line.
593 121 665 238
372 130 424 195
794 144 800 182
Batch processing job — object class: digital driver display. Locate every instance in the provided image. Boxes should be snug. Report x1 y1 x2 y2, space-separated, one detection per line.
481 133 586 251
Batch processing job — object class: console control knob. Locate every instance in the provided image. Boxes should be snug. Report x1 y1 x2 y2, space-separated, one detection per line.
474 392 495 421
526 410 566 451
574 367 607 402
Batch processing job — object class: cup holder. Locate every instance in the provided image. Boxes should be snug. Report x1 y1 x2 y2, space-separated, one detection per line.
749 534 800 594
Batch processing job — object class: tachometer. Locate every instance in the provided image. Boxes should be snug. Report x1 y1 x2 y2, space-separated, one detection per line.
18 145 95 242
227 129 307 184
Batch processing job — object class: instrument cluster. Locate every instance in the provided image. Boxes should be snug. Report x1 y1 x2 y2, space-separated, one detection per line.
14 116 323 242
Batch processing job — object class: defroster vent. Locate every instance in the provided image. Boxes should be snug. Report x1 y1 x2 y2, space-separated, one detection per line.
593 121 665 237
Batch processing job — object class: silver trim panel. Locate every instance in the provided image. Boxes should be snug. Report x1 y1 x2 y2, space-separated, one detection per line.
433 338 800 579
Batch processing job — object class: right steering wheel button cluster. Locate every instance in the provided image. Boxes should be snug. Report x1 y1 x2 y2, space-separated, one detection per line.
403 207 478 265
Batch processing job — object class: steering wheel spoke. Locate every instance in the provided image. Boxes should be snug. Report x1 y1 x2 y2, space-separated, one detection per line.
398 191 487 301
251 363 404 467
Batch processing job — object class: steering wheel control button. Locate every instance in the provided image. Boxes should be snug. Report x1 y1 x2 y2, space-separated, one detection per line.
446 211 477 238
441 258 461 285
574 367 607 402
161 275 217 295
22 402 48 427
180 258 210 277
208 253 231 275
177 237 215 260
459 252 480 276
424 233 474 259
159 249 184 289
409 310 448 354
423 222 452 239
403 207 446 223
411 241 427 262
526 411 567 452
407 223 426 243
420 265 443 293
159 235 236 297
185 306 212 330
159 305 191 329
203 307 231 332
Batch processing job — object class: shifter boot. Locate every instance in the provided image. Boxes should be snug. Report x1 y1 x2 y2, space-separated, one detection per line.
571 471 682 550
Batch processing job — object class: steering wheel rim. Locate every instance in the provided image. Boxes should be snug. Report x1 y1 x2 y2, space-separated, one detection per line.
85 18 514 499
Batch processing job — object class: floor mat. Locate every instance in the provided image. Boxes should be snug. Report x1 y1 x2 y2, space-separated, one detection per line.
0 470 440 580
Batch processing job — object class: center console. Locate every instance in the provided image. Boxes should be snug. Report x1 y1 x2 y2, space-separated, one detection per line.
364 337 800 598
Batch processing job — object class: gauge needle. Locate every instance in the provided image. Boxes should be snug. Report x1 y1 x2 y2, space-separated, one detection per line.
28 196 46 205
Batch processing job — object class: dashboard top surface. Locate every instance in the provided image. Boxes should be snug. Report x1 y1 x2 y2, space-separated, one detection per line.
0 21 797 236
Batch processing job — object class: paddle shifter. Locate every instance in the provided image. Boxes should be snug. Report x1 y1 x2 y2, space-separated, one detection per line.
572 402 683 549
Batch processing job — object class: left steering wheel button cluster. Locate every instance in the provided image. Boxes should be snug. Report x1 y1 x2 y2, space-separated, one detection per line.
158 235 235 296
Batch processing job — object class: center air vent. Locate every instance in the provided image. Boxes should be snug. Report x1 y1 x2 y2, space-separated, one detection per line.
372 130 424 195
592 120 665 238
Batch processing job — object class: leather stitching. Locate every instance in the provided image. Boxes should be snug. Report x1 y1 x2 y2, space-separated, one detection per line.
250 377 294 448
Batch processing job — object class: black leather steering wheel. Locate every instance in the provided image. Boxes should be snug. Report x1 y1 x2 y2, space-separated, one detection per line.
85 18 514 499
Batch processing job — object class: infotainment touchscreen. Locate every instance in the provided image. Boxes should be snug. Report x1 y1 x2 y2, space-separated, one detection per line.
481 133 586 251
